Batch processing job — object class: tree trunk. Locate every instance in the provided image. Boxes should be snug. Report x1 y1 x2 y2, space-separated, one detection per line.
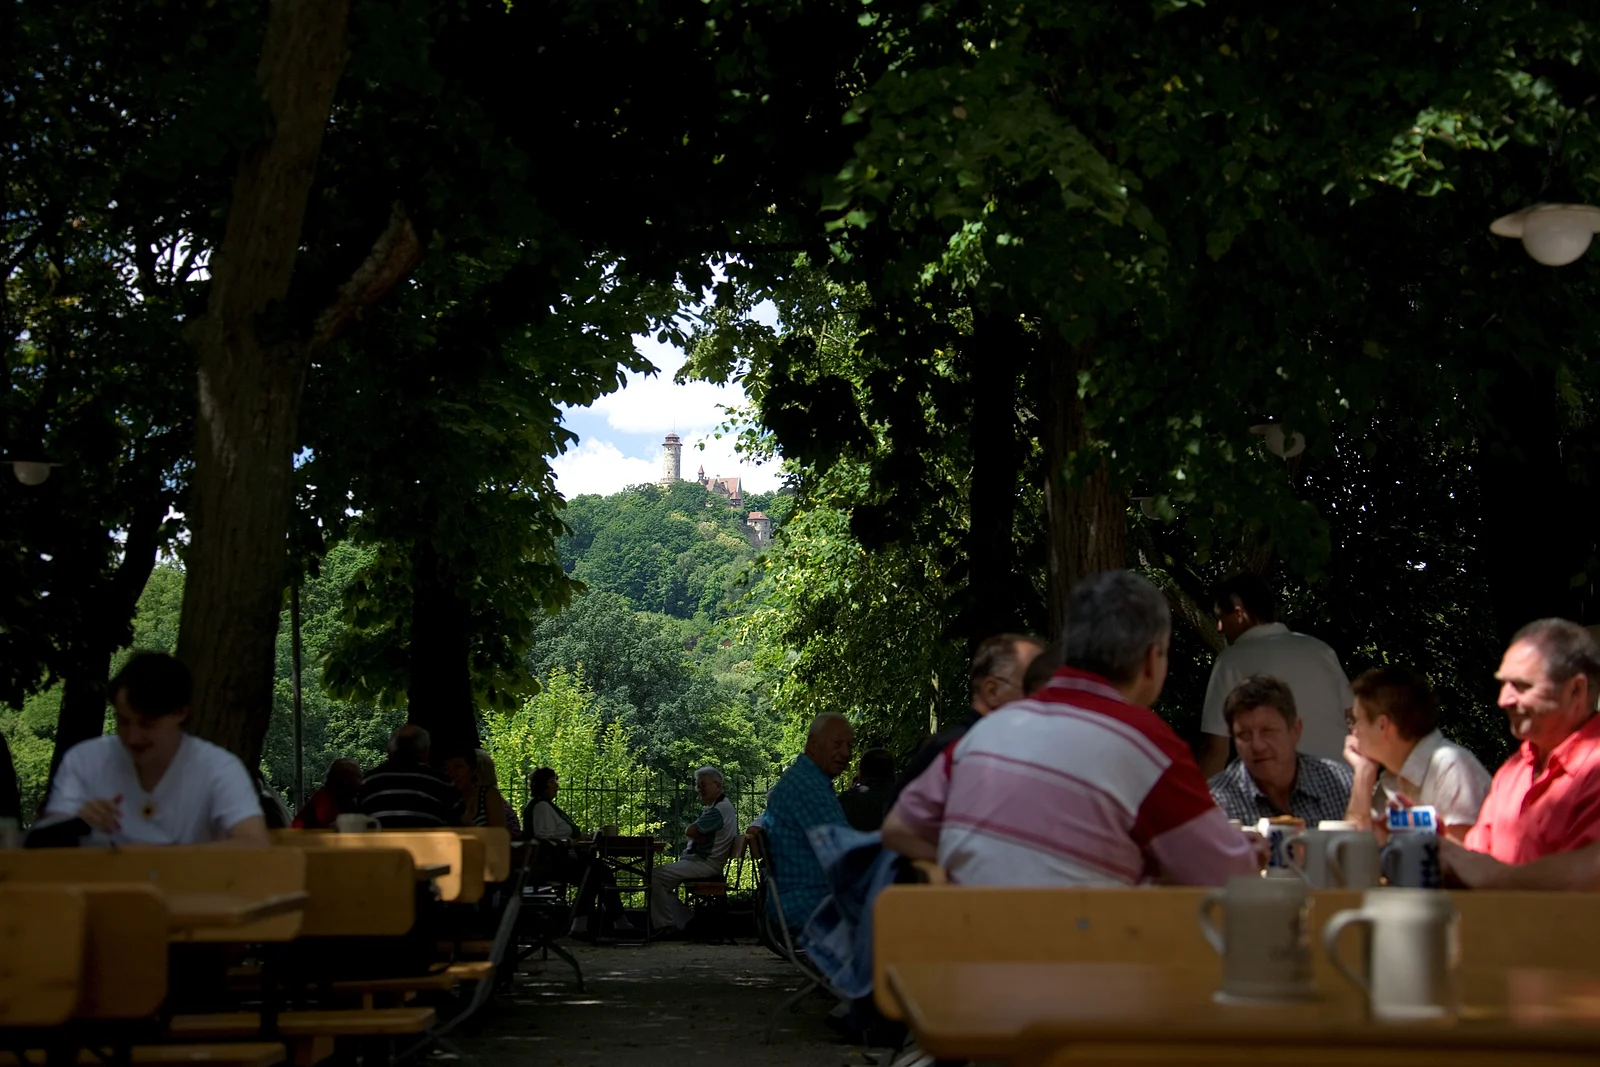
1043 339 1127 638
1478 360 1590 644
961 313 1029 652
406 540 480 756
177 0 351 767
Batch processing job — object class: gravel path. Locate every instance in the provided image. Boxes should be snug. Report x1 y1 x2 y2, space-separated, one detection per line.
452 940 887 1067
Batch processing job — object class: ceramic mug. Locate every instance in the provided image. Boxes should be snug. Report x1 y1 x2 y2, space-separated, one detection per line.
1199 875 1314 1004
335 813 380 833
1323 888 1459 1020
1381 833 1441 889
1286 828 1381 889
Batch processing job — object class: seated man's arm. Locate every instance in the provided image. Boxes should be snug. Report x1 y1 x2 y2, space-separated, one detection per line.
226 815 271 845
882 749 953 863
1443 837 1600 890
688 805 723 843
1139 754 1258 885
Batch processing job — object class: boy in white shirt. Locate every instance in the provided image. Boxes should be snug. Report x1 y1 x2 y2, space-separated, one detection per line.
42 652 267 846
1343 664 1491 841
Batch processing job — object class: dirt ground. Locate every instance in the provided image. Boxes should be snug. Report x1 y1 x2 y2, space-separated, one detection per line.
452 940 892 1067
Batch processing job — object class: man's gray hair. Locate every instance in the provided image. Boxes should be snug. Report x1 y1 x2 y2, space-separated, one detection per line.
694 766 724 787
807 712 850 738
1058 570 1172 683
1512 618 1600 710
389 723 431 761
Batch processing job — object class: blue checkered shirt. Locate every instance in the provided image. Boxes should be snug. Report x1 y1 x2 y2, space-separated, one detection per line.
1208 755 1354 827
761 754 848 929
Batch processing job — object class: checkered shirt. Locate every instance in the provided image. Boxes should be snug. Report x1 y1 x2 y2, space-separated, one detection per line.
1207 754 1354 827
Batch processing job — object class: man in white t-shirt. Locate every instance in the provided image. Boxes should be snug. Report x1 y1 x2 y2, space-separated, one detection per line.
1342 665 1491 841
42 652 268 846
1197 574 1354 777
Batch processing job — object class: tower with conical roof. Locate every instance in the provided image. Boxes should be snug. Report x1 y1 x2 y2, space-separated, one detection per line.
659 433 682 487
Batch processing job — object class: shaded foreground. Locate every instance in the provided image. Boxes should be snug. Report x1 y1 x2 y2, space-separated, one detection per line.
455 941 874 1067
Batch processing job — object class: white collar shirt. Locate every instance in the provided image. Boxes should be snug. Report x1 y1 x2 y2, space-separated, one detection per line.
1372 729 1493 830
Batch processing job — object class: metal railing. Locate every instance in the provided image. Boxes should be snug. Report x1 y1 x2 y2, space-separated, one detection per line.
508 773 780 848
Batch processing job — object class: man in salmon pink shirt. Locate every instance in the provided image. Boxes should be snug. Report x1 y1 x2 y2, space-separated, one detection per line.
1459 619 1600 869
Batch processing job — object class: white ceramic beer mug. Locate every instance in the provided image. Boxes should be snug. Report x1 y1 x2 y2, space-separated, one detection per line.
1286 828 1380 889
1199 875 1314 1004
335 813 380 832
1322 888 1459 1020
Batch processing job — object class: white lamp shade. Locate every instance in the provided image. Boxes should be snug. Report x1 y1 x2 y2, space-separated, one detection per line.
1490 203 1600 267
10 461 55 485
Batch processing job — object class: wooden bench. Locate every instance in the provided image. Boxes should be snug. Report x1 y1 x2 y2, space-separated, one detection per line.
169 1008 435 1067
454 827 510 883
1 1044 286 1067
290 848 415 938
872 884 1600 1018
0 849 308 942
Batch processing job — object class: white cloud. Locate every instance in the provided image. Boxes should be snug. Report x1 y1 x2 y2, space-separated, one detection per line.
550 439 660 498
591 336 748 436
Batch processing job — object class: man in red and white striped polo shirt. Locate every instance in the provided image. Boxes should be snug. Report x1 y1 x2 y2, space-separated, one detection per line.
883 571 1259 887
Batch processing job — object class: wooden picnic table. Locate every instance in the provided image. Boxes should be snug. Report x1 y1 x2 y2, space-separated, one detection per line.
164 891 309 931
885 961 1600 1067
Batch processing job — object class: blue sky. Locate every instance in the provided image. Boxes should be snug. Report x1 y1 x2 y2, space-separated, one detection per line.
551 323 785 500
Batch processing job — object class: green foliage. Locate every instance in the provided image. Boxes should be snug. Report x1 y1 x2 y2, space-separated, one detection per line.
0 689 60 820
480 668 657 835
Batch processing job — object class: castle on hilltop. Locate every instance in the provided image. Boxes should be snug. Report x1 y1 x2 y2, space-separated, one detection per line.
658 433 771 547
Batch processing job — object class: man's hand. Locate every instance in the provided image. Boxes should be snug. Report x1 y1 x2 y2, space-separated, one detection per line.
1343 734 1378 777
79 795 123 834
1441 839 1508 889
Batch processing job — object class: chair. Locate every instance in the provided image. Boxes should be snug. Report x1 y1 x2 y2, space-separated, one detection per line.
678 833 745 943
513 840 585 990
745 827 844 1043
396 840 537 1064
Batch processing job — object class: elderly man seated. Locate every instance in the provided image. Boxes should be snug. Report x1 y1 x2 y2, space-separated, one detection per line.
1449 619 1600 876
882 570 1258 886
650 766 739 936
759 713 854 929
1207 674 1354 827
1342 666 1490 841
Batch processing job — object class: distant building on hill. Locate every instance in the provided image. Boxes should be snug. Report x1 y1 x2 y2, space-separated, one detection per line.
746 511 773 547
659 433 683 487
659 434 774 545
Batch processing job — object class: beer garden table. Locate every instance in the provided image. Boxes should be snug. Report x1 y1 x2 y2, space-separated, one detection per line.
885 961 1600 1067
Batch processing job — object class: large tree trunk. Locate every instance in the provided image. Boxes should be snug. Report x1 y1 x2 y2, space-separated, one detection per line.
406 540 479 755
1043 340 1127 638
1478 359 1590 644
961 313 1030 652
177 0 351 767
52 484 168 772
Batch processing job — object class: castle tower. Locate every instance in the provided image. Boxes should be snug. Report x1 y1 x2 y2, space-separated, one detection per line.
746 511 773 547
659 433 682 487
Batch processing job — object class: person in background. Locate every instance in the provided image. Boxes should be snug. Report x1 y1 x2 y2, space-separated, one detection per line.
522 766 629 937
649 766 740 936
1197 574 1354 777
358 724 463 828
1207 674 1354 826
1342 666 1490 841
441 748 507 828
41 652 268 845
292 759 363 829
840 748 897 832
895 633 1046 799
884 570 1258 887
480 751 519 836
761 713 855 930
1461 619 1600 865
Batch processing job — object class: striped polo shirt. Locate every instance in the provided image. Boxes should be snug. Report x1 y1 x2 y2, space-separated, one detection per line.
357 759 464 828
893 667 1258 887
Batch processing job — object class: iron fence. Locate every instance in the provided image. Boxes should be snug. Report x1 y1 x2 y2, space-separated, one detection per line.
507 772 780 848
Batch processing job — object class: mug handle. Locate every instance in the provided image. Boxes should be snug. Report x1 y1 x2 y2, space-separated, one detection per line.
1283 832 1310 881
364 816 380 831
1322 909 1374 996
1326 838 1347 886
1198 890 1226 956
1379 843 1398 885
